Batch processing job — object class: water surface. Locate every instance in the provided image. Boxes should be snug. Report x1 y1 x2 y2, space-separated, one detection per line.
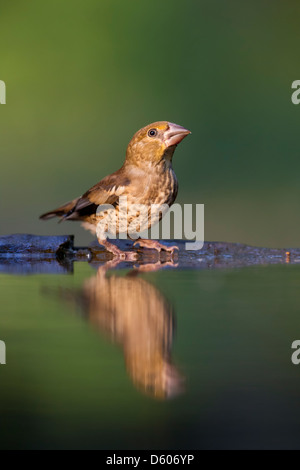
1 262 300 449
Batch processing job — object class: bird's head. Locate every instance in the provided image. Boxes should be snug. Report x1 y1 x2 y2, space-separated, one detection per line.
126 121 191 167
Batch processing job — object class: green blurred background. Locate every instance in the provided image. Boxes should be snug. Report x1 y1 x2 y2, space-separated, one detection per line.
0 0 300 248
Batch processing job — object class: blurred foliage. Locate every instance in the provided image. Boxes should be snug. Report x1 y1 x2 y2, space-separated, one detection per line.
0 0 300 247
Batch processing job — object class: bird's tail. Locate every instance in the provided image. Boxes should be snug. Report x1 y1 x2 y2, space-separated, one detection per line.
39 197 80 221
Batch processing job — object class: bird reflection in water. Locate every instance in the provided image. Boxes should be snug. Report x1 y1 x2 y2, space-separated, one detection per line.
62 260 184 400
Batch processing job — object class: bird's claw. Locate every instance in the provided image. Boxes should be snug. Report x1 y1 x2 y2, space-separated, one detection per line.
163 245 179 253
98 239 138 261
133 239 179 254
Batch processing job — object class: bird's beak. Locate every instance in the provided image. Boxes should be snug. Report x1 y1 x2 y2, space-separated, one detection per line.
164 123 191 148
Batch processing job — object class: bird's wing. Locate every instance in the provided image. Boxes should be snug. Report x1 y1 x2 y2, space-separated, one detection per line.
40 197 81 220
64 171 130 220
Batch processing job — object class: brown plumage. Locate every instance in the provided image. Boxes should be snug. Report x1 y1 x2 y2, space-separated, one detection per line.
40 121 191 257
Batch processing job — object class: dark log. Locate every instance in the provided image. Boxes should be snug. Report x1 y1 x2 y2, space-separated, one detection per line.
0 234 299 274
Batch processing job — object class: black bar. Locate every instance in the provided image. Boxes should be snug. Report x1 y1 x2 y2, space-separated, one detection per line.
102 452 198 466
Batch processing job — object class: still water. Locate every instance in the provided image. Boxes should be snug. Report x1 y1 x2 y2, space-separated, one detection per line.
1 261 300 449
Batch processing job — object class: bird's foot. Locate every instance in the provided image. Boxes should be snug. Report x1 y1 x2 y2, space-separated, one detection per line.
133 239 179 254
98 239 138 261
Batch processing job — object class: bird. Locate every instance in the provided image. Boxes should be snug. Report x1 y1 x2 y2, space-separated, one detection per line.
40 121 191 258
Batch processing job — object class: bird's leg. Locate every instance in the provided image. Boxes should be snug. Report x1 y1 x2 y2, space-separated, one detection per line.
133 239 179 254
98 238 138 261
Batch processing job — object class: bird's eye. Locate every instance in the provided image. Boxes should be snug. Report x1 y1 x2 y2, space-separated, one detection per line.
148 128 158 137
